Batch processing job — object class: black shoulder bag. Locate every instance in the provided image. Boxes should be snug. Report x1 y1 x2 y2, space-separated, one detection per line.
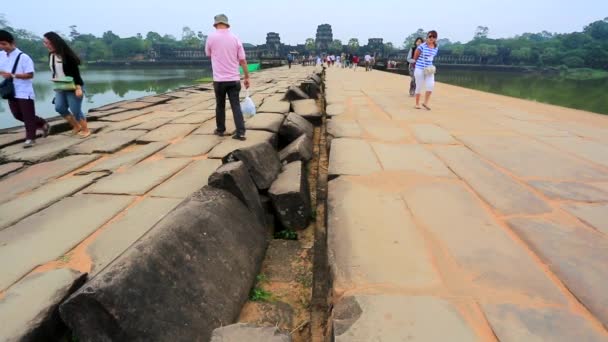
0 53 23 100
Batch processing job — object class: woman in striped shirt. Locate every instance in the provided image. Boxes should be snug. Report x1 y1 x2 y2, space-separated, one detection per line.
413 30 439 110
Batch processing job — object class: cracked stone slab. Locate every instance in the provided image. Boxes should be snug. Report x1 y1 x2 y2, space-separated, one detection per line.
0 194 134 290
99 109 152 122
1 135 83 163
412 124 458 144
372 143 455 178
326 104 345 117
327 120 362 138
0 162 23 178
160 135 222 158
211 324 291 342
245 113 285 133
69 130 145 154
208 131 276 159
150 159 221 199
137 124 198 143
359 120 409 142
258 100 290 114
84 142 168 173
529 180 608 202
85 158 191 195
193 119 236 135
562 203 608 235
328 139 382 177
291 99 321 120
128 117 173 131
539 136 608 168
0 133 25 148
171 111 215 124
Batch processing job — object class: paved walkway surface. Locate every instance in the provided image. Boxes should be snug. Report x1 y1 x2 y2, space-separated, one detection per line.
325 67 608 341
0 67 313 308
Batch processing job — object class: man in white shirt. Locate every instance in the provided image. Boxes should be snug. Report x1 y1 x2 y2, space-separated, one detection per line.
0 30 49 148
364 54 372 71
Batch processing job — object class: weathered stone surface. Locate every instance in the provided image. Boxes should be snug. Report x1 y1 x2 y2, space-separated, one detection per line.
291 99 321 120
0 162 23 178
284 86 309 101
327 120 362 138
506 217 608 326
483 304 607 342
128 117 172 130
208 161 266 226
224 142 282 190
494 118 572 137
403 183 566 304
246 113 285 133
1 135 82 163
0 132 25 148
171 111 215 124
372 143 455 178
118 101 155 110
562 203 608 235
137 124 198 143
328 178 439 289
60 187 268 342
326 104 345 117
138 95 170 104
0 173 103 230
300 80 320 99
208 131 276 159
279 134 313 164
359 120 409 142
0 269 87 342
412 124 458 144
435 146 550 215
69 130 145 154
279 113 314 143
540 136 608 168
0 155 100 204
87 197 182 276
333 295 477 341
99 109 151 122
529 180 608 202
459 135 608 180
84 142 168 173
258 99 290 114
0 194 133 290
150 159 221 199
329 139 382 177
160 135 221 158
193 119 236 135
86 159 190 195
211 324 291 342
269 161 311 230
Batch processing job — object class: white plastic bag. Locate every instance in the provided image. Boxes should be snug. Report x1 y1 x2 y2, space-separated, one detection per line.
241 89 256 118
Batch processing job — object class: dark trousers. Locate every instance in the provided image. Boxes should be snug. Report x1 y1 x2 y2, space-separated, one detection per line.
214 81 245 136
8 98 46 140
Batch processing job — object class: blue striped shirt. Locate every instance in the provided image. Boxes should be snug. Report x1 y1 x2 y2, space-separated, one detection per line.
415 43 439 69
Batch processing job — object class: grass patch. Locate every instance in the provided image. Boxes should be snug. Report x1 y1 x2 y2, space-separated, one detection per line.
195 76 214 83
562 68 608 80
249 274 273 302
274 229 298 240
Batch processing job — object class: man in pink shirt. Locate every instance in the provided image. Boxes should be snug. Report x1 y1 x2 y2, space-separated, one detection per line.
205 14 250 140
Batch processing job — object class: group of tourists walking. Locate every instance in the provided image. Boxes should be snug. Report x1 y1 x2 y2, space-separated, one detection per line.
0 29 90 148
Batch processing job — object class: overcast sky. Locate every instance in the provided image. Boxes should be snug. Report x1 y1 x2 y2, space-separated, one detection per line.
3 0 607 46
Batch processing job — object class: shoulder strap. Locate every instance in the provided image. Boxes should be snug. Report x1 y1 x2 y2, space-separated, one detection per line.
11 53 23 74
51 54 56 78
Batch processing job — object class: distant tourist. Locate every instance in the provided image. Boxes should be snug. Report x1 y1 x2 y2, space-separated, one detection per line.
341 52 346 68
316 55 322 66
364 53 372 71
287 53 294 69
407 37 424 97
336 54 341 66
413 30 439 110
205 14 249 141
0 30 50 148
352 55 360 71
348 54 354 68
44 32 91 138
370 55 376 71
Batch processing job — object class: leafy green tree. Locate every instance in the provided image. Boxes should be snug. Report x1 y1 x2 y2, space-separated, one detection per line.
330 39 343 54
348 38 359 53
305 38 315 52
474 26 489 40
403 29 425 48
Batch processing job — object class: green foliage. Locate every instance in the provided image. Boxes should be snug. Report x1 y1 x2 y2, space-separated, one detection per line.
330 39 343 53
274 229 298 240
403 28 426 48
348 38 360 53
563 56 585 68
305 38 316 52
249 274 272 302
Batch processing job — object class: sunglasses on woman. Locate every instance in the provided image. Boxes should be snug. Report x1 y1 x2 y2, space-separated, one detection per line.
428 35 437 39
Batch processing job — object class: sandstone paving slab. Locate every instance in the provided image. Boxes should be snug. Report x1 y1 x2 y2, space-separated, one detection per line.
493 118 572 137
0 162 23 178
328 138 381 177
194 119 236 135
0 269 86 342
207 131 276 159
138 95 171 104
99 109 152 122
0 173 104 230
84 142 168 173
0 194 134 290
544 122 608 143
483 304 607 342
459 135 608 181
118 101 156 110
333 295 478 342
506 217 608 326
69 130 145 154
128 117 173 131
171 111 215 124
358 120 409 142
137 124 198 143
0 154 100 204
529 180 608 202
326 104 345 117
1 135 83 163
328 178 440 290
412 124 458 144
539 136 608 168
245 113 285 133
100 118 143 132
161 135 221 158
87 197 183 276
372 143 455 178
0 132 24 148
403 183 566 304
327 120 362 138
258 100 290 114
150 159 221 199
85 158 191 195
562 203 608 235
211 324 291 342
434 146 550 215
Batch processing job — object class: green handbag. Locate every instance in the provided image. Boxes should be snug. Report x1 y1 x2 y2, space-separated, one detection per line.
52 76 77 91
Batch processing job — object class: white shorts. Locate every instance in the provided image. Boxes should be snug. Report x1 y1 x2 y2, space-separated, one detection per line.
414 68 435 94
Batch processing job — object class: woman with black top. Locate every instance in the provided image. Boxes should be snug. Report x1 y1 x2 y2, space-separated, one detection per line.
407 37 424 97
43 31 90 137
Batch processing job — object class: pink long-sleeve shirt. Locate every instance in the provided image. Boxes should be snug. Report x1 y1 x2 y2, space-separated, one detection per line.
205 29 246 82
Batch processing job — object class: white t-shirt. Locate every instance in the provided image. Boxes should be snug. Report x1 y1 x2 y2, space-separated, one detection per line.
0 48 35 100
364 55 371 62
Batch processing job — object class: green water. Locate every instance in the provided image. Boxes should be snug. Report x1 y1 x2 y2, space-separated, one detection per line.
437 70 608 115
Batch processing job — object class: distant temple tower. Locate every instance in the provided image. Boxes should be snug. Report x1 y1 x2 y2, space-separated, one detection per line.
367 38 384 55
315 24 333 52
265 32 282 57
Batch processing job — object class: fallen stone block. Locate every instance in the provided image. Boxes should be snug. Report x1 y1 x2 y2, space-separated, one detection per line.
211 323 291 342
284 86 310 101
269 161 311 230
292 99 322 121
310 74 322 85
0 269 86 342
223 142 282 190
245 113 285 133
258 100 291 114
208 161 266 227
59 187 268 342
279 134 313 164
300 80 320 99
279 113 314 144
